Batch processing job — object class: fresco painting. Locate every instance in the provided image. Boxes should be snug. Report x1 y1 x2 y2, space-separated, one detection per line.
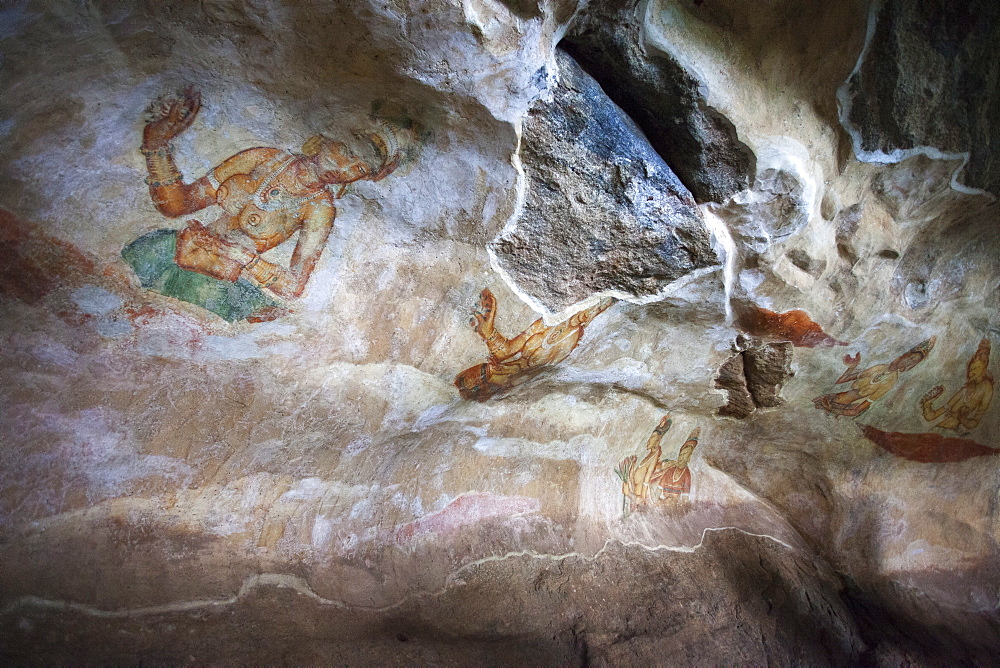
813 338 935 418
615 416 700 515
920 338 994 433
123 88 404 322
737 305 847 348
861 426 998 463
454 288 613 400
853 337 996 463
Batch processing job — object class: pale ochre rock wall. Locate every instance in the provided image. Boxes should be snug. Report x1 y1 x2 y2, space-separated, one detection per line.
1 0 998 663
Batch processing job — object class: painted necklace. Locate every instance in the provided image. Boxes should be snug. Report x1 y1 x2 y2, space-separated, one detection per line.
251 153 321 212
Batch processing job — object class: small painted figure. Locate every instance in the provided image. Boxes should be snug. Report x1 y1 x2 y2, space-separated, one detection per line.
454 288 613 400
616 415 673 511
616 417 700 514
123 88 402 322
813 337 936 418
920 338 994 433
649 428 699 499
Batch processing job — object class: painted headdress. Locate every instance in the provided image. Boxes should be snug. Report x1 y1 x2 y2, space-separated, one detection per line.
300 119 402 183
356 119 401 182
968 338 991 373
679 427 701 453
908 336 936 361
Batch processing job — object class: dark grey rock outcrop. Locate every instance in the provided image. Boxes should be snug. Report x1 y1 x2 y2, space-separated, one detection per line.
840 0 1000 197
490 50 718 316
561 0 756 204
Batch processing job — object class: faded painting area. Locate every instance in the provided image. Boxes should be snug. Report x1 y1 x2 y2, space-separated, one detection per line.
1 0 999 664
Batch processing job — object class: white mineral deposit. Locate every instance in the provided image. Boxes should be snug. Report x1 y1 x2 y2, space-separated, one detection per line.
1 0 998 663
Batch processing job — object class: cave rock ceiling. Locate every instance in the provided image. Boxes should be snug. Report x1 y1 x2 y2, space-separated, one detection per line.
1 0 998 663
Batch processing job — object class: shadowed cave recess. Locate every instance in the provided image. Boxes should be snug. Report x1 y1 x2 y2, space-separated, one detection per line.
1 0 999 664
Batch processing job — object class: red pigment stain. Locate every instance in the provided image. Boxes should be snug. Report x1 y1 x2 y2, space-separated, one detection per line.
0 208 96 304
861 425 999 463
394 492 540 542
739 306 847 348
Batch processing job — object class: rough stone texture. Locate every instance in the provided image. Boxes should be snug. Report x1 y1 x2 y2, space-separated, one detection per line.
3 531 865 664
562 0 756 204
490 49 717 317
840 0 1000 196
0 0 999 664
715 340 793 419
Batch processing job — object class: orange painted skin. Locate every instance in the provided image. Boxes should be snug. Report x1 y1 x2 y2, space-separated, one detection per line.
141 89 381 312
813 338 936 417
454 288 613 400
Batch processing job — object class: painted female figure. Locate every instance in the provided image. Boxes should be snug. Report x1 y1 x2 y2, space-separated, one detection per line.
921 338 994 433
813 338 935 418
124 89 401 322
618 415 673 511
455 288 613 400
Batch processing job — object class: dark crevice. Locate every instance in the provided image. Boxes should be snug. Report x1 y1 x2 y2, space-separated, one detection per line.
560 0 756 204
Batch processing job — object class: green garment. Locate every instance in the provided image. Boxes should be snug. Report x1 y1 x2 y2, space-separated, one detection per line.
122 229 276 322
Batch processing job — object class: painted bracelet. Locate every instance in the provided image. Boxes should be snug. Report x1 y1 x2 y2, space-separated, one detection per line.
139 143 174 157
144 174 183 187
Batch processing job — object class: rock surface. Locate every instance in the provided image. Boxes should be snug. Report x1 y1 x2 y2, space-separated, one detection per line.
562 0 756 204
0 0 999 664
489 50 717 317
840 0 1000 196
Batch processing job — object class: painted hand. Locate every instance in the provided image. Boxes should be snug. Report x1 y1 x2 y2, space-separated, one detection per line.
143 86 201 149
654 415 672 434
844 353 861 367
921 385 944 404
469 288 497 337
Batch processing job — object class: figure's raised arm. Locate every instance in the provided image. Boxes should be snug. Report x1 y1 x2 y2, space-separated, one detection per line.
467 288 550 361
645 415 673 450
470 289 498 340
141 88 275 218
140 88 217 217
920 385 948 422
834 352 863 384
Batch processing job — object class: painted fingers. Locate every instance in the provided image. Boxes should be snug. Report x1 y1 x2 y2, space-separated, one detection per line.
921 385 945 404
469 288 496 334
143 87 202 148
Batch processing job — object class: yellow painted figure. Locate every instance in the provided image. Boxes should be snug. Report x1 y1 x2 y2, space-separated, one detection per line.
454 288 613 400
618 415 673 510
617 418 700 514
813 338 935 418
921 338 994 433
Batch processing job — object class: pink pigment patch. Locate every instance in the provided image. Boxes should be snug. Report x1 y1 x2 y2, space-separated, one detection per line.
394 492 540 542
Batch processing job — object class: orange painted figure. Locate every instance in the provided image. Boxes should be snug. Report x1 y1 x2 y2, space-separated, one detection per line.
123 88 401 322
813 337 936 418
616 417 699 514
454 288 613 400
920 338 994 433
649 428 699 499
